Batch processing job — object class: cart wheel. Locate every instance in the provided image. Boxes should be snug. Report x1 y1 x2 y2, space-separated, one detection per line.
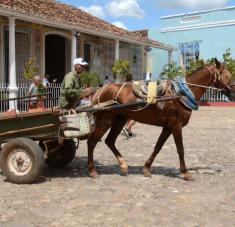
41 139 76 168
0 138 45 184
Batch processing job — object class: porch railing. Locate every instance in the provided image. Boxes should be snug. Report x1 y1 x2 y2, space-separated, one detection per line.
200 89 230 102
0 83 61 113
0 83 231 113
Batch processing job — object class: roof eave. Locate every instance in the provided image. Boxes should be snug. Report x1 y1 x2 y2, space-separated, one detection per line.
0 6 175 51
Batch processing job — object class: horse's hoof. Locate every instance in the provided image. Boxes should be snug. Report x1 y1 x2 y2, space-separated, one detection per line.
120 167 128 175
143 168 152 177
183 173 194 181
89 171 99 178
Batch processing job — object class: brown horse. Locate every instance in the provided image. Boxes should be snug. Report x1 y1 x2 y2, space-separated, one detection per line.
87 59 232 180
224 83 235 100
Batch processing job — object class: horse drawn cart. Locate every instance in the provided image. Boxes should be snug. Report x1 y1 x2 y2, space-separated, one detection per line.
0 101 139 184
0 89 179 184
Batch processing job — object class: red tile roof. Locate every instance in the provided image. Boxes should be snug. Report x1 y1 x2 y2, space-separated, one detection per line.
0 0 174 50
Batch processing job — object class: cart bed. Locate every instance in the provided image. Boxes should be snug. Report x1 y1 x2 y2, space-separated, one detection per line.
0 109 60 143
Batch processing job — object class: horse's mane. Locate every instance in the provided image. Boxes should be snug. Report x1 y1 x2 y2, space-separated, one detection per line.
186 65 208 78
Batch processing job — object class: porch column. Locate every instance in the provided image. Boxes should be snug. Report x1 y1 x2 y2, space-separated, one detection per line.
146 50 152 80
115 39 119 61
168 50 173 64
8 17 18 110
71 31 78 70
0 24 4 82
141 45 145 80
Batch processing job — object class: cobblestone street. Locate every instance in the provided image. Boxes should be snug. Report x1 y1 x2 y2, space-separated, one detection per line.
0 106 235 227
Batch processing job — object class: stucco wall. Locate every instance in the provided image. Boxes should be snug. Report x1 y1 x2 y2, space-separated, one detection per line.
35 29 42 76
101 41 115 82
149 6 235 79
132 46 143 80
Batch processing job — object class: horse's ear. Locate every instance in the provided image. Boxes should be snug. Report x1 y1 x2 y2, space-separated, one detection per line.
215 58 221 69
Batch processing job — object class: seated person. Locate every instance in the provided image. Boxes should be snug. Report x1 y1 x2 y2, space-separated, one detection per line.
42 73 50 87
27 75 42 109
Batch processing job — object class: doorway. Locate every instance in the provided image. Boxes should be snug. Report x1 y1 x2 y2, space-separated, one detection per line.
45 34 67 83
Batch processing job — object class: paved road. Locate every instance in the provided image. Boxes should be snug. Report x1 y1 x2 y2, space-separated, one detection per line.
0 107 235 227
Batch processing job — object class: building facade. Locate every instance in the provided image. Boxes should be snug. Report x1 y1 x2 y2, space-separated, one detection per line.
149 6 235 79
0 0 174 110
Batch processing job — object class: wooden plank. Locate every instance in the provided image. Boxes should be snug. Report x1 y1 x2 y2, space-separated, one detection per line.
0 123 58 137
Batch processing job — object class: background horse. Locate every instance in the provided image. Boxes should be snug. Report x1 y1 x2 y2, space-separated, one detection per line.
87 59 232 180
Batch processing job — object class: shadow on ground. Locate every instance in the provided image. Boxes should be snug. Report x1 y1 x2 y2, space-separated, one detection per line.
41 156 219 182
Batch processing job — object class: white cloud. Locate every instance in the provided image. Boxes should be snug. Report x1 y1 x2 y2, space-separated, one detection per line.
106 0 144 19
79 5 105 18
156 0 229 10
112 21 128 30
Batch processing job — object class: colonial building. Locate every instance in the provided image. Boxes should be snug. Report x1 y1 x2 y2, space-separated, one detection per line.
149 6 235 78
0 0 174 109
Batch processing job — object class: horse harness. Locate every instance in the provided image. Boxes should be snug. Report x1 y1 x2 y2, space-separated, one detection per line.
91 83 128 108
92 81 177 111
91 65 231 111
206 64 232 91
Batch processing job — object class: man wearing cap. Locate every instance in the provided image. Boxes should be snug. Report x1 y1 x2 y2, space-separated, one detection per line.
58 58 93 109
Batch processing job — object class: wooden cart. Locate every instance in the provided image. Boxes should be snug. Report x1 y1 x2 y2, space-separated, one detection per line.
0 109 77 184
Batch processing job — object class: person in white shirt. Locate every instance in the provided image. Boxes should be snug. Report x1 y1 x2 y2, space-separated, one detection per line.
42 74 50 87
28 75 42 108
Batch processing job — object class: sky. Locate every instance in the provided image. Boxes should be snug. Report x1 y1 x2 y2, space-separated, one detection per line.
60 0 235 31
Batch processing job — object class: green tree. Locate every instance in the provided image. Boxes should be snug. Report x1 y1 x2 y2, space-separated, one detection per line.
222 48 235 81
186 59 205 75
184 49 235 82
111 59 130 82
80 71 100 87
160 62 184 80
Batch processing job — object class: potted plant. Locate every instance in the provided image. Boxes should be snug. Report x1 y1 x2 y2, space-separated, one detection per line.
23 58 45 109
111 59 130 83
23 57 37 81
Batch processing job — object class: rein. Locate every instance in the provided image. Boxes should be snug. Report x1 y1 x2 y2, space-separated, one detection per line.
175 65 228 92
177 82 224 91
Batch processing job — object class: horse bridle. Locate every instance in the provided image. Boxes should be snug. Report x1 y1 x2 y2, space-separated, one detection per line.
205 65 231 92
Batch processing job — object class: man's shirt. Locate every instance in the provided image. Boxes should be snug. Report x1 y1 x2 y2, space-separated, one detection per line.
58 71 82 108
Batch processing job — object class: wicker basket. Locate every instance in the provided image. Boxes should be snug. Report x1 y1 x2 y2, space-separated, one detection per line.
59 112 95 138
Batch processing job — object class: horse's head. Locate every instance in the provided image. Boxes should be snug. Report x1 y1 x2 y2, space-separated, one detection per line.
223 84 235 101
214 58 231 86
206 58 234 100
